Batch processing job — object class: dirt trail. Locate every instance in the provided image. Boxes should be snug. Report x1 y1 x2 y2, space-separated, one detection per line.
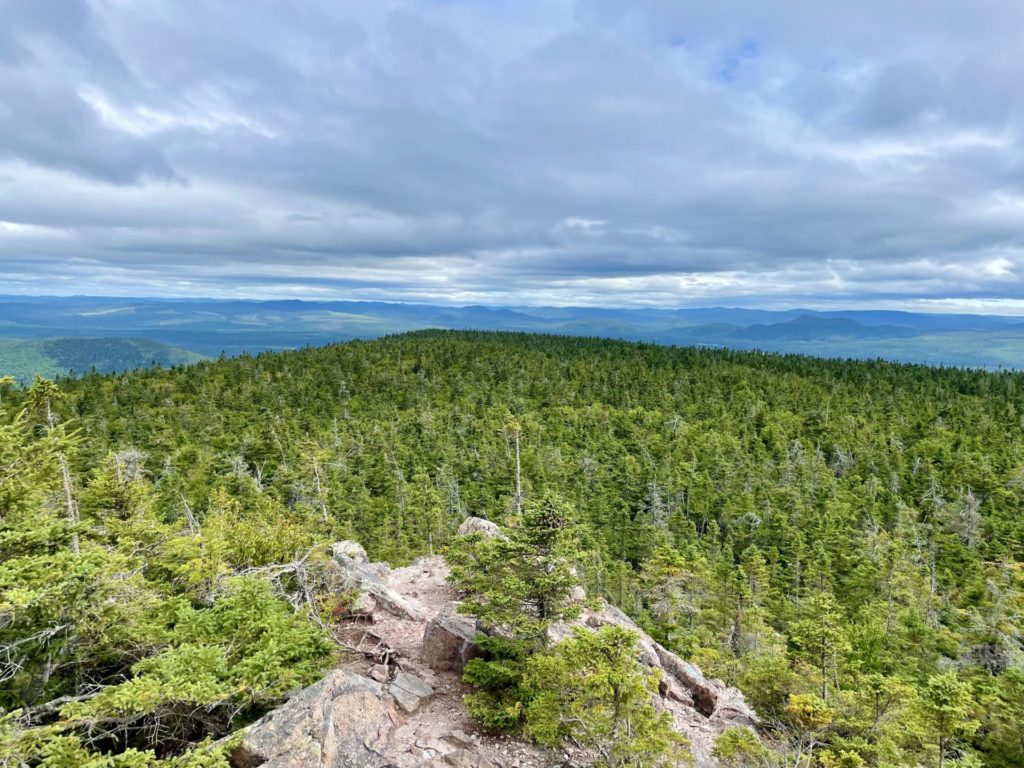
338 556 556 768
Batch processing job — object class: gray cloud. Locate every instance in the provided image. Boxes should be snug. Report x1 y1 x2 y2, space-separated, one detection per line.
1 0 1023 309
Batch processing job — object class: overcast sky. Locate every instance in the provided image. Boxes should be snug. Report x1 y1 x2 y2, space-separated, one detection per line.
1 0 1023 310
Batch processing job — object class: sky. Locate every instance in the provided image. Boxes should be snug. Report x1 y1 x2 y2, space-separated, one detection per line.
1 0 1023 311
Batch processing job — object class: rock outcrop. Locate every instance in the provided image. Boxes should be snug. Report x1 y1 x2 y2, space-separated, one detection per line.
230 670 395 768
391 671 435 714
332 540 370 563
422 614 483 674
557 602 758 764
330 540 426 621
419 750 500 768
231 534 760 768
456 517 503 539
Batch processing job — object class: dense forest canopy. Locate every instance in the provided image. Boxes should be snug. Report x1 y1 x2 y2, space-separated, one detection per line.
3 330 1024 766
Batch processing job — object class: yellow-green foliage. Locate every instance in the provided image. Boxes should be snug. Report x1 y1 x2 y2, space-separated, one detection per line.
447 493 582 641
7 329 1024 767
712 728 771 768
450 508 684 766
0 383 336 765
523 626 688 768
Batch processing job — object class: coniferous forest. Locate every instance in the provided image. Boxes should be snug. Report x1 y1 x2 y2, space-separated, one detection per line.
3 330 1024 766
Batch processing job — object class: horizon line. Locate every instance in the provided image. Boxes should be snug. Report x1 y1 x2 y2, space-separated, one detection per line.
3 292 1024 319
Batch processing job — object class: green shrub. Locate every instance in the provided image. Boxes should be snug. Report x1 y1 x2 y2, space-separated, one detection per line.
523 626 688 768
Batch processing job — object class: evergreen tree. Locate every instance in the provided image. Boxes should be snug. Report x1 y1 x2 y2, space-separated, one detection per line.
448 492 582 642
917 671 979 768
523 626 687 768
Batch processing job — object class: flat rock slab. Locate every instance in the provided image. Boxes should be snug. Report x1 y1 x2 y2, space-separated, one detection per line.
445 730 476 749
393 671 433 698
390 671 434 714
230 669 395 768
417 749 500 768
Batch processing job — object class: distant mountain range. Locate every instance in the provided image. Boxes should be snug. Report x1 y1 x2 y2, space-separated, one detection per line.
1 295 1023 380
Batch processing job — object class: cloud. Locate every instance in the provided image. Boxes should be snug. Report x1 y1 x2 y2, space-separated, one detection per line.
0 0 1023 309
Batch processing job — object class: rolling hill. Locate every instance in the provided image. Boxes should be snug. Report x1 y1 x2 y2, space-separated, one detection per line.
0 336 204 383
2 295 1024 374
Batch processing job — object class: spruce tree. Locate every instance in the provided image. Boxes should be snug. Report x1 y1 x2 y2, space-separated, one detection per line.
448 492 582 642
447 492 583 729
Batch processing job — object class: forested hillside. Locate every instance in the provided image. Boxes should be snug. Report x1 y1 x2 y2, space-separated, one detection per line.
0 337 204 383
3 331 1024 766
